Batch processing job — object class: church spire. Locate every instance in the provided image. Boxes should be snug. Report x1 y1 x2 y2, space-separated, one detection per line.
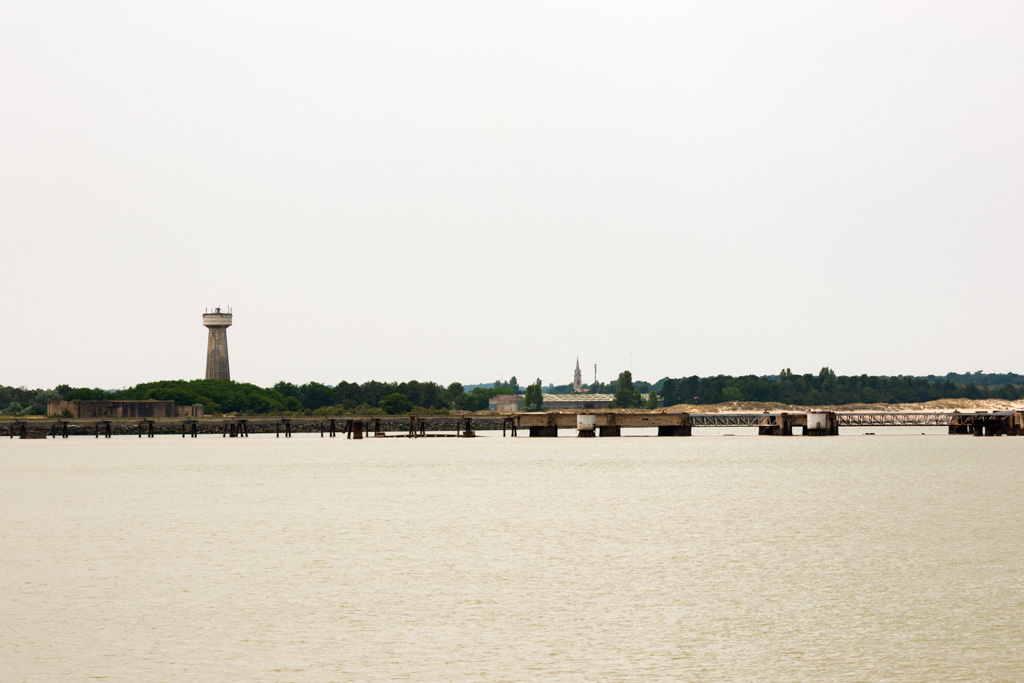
573 357 584 393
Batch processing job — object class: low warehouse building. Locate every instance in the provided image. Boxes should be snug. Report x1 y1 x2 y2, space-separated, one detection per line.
489 394 524 413
48 400 205 419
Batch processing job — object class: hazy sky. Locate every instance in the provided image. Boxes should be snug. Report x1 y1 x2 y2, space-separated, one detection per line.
3 1 1022 389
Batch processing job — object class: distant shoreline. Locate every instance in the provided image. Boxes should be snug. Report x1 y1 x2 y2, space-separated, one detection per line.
655 398 1024 414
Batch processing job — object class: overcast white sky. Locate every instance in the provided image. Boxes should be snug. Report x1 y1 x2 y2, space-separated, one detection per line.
2 1 1022 389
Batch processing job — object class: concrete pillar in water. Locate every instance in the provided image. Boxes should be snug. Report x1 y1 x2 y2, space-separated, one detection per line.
526 413 559 437
577 414 597 437
759 412 793 436
805 412 839 436
203 307 233 380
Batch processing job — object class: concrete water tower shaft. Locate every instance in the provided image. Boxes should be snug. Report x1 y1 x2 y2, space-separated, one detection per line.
203 307 232 380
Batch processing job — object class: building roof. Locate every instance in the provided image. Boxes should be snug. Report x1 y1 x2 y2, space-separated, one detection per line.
541 393 615 403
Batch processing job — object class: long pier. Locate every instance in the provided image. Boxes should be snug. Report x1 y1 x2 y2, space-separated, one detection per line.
5 410 1024 439
513 410 1024 436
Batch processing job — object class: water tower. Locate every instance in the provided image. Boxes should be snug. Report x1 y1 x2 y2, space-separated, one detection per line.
203 307 232 380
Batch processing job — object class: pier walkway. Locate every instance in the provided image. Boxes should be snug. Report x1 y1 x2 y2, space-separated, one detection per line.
512 410 1024 436
6 410 1024 439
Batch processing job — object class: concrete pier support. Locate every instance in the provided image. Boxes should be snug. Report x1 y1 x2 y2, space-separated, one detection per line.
805 412 839 436
521 413 559 437
1009 412 1024 436
955 412 1012 436
973 420 1006 436
760 412 795 436
598 414 620 437
576 414 596 437
657 425 692 436
654 413 690 436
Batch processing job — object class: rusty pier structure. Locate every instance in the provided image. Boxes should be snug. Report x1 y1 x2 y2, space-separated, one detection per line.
3 415 490 439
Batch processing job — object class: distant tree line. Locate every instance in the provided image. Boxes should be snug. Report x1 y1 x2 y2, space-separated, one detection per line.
656 368 1024 406
925 371 1024 388
3 369 1024 416
0 374 526 416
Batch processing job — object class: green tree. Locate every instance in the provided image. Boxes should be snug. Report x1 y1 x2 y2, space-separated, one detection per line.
524 379 543 411
301 382 334 410
25 389 61 415
660 378 678 406
273 381 302 400
682 376 700 403
380 393 414 415
445 382 465 406
645 391 660 409
453 393 480 411
722 386 743 402
614 371 635 408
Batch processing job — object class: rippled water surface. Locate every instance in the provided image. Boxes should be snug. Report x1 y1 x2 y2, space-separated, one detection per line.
2 434 1023 681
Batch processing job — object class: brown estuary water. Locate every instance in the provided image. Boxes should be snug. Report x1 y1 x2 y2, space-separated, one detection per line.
2 433 1022 682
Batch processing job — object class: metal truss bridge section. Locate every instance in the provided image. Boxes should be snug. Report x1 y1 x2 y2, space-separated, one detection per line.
839 413 959 427
838 412 1014 427
690 414 777 428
